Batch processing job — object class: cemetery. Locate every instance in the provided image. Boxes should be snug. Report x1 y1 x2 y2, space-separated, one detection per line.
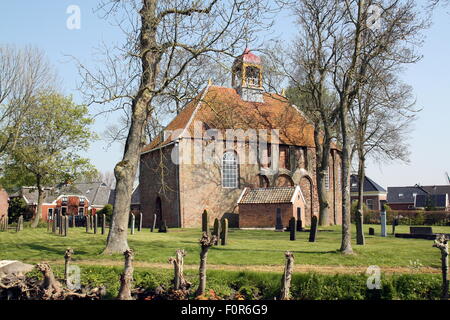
0 209 449 300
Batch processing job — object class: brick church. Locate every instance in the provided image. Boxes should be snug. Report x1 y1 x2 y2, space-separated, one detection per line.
139 49 342 229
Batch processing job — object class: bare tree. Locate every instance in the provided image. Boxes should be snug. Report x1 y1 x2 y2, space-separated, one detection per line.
77 0 276 254
282 0 342 226
329 0 427 254
0 45 56 154
351 64 417 245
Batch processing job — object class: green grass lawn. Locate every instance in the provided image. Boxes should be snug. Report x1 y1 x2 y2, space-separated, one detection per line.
0 224 448 269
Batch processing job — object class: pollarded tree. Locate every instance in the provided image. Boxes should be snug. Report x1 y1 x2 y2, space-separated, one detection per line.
4 92 97 228
77 0 277 254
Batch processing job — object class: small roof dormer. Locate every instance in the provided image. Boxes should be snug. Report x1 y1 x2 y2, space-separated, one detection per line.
232 48 264 103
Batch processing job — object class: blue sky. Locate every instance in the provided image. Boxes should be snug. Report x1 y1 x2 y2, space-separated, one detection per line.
0 1 449 188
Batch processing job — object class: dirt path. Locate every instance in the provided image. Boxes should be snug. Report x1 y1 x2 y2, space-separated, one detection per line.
49 259 441 274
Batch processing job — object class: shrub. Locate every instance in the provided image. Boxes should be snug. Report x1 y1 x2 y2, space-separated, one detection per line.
97 204 113 223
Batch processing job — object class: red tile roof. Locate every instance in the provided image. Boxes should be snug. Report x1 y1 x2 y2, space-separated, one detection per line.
141 85 318 154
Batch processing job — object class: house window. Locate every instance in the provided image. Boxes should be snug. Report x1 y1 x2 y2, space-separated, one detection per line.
366 199 374 210
61 207 67 216
398 193 404 198
222 151 239 188
78 207 84 216
48 208 54 220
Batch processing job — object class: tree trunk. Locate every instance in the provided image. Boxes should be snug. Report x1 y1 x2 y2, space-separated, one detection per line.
36 263 63 299
280 251 294 300
356 153 365 245
31 176 44 228
196 232 216 297
433 235 449 300
118 249 134 300
169 249 191 290
64 248 74 284
339 105 354 254
314 130 331 226
103 0 157 254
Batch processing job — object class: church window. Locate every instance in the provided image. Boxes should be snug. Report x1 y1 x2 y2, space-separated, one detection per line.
222 151 239 188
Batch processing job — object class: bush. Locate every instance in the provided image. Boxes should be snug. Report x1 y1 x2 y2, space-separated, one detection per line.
97 204 113 224
20 265 444 300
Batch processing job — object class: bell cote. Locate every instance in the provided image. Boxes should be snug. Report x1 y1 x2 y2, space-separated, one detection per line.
232 48 264 103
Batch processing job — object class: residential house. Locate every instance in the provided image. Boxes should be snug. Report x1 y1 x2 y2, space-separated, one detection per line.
9 182 114 221
350 174 387 211
387 184 450 211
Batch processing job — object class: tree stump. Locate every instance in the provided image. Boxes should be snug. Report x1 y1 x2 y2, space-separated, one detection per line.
64 248 74 284
169 249 191 290
433 235 449 300
36 263 63 299
118 249 134 300
309 215 318 242
196 232 216 297
289 217 296 241
280 251 294 300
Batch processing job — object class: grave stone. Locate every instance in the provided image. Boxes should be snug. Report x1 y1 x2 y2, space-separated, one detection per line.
94 214 98 234
275 208 283 231
158 220 168 233
380 209 387 237
130 213 135 235
151 213 157 232
0 260 34 277
296 208 303 232
369 227 375 235
309 216 318 242
289 217 296 241
102 213 106 235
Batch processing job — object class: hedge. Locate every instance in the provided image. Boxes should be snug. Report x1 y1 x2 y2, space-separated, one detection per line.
26 265 443 300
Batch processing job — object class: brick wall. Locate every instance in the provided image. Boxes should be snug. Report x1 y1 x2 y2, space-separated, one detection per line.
139 138 343 228
0 188 8 219
140 144 180 228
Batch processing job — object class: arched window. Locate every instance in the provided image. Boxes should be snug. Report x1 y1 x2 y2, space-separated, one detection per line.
222 151 239 188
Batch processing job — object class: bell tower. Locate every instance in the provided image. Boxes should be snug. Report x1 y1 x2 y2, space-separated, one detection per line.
232 48 264 103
